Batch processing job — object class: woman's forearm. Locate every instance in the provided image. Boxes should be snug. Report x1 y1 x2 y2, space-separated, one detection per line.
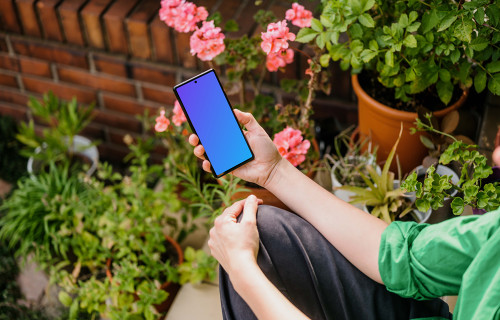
230 261 310 320
265 158 388 283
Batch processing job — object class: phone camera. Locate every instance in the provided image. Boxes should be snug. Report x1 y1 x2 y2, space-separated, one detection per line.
195 81 197 83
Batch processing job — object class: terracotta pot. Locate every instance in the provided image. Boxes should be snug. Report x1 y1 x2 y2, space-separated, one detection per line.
352 75 468 175
106 235 183 314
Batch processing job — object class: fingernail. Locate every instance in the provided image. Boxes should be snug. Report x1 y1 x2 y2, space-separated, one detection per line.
248 194 256 201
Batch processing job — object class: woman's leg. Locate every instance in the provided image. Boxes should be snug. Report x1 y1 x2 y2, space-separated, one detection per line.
219 205 451 320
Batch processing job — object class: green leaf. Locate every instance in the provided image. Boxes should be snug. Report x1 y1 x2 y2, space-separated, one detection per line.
59 291 73 307
399 14 409 28
450 49 461 63
474 7 485 25
454 19 473 43
451 197 465 215
358 13 375 28
470 37 489 51
320 53 330 67
311 18 323 32
403 34 417 48
295 28 318 43
420 135 435 149
439 69 451 82
487 61 500 73
385 50 394 67
488 73 500 95
349 23 363 39
437 80 453 105
474 69 487 93
316 32 326 49
207 12 222 26
320 15 333 28
421 10 439 33
361 0 375 12
224 19 239 32
360 49 377 63
437 13 457 32
369 39 379 50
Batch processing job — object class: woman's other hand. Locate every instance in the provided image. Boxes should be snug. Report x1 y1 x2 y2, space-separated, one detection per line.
208 195 263 276
188 109 283 188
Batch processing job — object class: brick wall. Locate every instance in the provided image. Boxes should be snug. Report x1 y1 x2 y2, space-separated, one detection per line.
0 0 356 163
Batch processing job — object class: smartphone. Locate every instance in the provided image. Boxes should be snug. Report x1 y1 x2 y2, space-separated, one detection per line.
173 69 254 178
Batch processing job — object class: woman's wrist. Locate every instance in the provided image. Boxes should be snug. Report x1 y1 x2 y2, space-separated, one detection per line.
262 157 289 190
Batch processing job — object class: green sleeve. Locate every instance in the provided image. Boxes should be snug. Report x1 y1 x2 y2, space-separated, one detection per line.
378 208 500 301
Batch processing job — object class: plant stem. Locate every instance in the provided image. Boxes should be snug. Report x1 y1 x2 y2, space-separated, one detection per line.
292 46 312 60
239 78 246 106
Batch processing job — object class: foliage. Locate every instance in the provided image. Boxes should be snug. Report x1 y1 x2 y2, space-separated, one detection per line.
402 125 500 215
177 247 218 285
295 0 500 106
0 115 26 183
325 126 378 187
339 127 413 223
16 91 95 169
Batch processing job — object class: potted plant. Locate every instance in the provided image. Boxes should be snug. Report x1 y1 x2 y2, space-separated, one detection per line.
294 0 500 174
176 247 218 285
339 127 430 223
325 126 380 205
402 127 500 216
16 92 99 176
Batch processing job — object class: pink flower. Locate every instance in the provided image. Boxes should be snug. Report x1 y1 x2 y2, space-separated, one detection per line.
155 110 170 132
305 58 313 77
190 20 225 61
266 49 294 72
273 127 310 167
159 0 208 33
172 100 187 126
260 20 296 55
285 3 313 28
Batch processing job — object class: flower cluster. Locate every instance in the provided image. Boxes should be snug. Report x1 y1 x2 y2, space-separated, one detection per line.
159 0 208 33
190 20 226 61
261 20 296 55
285 3 313 28
155 110 170 132
172 101 187 126
273 127 310 167
266 49 294 72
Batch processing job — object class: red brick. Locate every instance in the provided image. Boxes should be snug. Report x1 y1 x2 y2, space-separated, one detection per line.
93 54 128 78
58 66 136 97
0 35 7 52
0 86 29 105
0 71 18 87
58 0 87 46
92 108 142 132
0 101 28 120
0 0 22 33
102 92 160 116
11 38 89 68
19 56 52 77
23 75 97 104
0 53 19 72
15 0 42 37
150 16 174 64
132 64 176 86
142 83 176 105
103 0 140 54
108 128 140 147
175 32 197 69
79 122 106 141
81 0 115 49
36 0 64 41
126 0 158 59
229 1 261 37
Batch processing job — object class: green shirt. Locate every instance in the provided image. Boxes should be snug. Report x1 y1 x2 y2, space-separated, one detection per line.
379 208 500 320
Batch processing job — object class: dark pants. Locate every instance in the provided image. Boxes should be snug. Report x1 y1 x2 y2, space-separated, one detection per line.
219 205 452 320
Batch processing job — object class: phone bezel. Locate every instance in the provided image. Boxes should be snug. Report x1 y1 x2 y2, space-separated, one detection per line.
173 69 255 178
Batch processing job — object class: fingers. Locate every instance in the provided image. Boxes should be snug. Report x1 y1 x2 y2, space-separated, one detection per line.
202 160 211 172
234 109 261 132
240 195 258 225
194 144 205 159
493 146 500 167
188 134 199 146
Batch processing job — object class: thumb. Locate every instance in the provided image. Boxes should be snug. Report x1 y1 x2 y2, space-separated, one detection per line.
241 195 258 225
234 109 260 132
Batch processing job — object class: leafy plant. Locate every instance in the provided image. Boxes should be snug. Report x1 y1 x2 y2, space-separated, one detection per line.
16 91 95 169
326 126 378 188
0 115 26 183
402 125 500 215
339 127 413 223
295 0 500 107
177 247 218 285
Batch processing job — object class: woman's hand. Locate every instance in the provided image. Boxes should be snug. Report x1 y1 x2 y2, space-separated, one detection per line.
188 109 283 187
208 195 263 275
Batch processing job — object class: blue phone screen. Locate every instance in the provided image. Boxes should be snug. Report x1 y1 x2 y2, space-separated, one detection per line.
174 70 253 177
